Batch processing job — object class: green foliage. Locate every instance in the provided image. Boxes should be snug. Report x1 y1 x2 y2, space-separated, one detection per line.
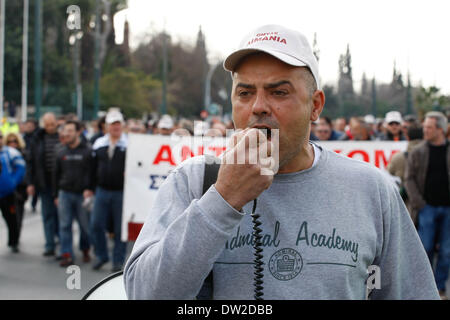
321 85 339 119
100 68 161 117
340 100 365 118
414 86 450 118
3 0 126 119
4 0 447 121
131 30 214 118
373 100 394 118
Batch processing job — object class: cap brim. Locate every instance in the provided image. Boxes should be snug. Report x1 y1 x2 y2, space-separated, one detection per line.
224 48 307 72
106 118 123 124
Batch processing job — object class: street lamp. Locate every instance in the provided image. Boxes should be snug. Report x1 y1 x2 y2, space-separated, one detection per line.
69 30 83 120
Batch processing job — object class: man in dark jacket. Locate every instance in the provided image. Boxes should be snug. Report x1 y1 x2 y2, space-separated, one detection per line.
89 116 106 145
26 112 60 256
87 110 127 272
53 120 92 267
22 119 39 212
22 119 38 151
404 111 450 300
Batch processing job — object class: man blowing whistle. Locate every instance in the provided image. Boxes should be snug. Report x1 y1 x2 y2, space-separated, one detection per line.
123 25 439 300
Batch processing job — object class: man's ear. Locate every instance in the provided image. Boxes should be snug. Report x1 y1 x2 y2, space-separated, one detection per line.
310 90 325 122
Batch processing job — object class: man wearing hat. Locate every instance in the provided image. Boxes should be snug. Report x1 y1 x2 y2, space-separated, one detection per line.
156 114 175 136
124 25 438 299
87 109 128 272
380 111 406 141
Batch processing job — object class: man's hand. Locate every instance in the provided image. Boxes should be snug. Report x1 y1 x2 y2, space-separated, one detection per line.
214 128 276 211
54 198 58 207
27 185 35 196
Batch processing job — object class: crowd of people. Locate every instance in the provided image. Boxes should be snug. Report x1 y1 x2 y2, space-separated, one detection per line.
313 110 450 299
0 109 232 272
0 107 449 298
311 111 450 142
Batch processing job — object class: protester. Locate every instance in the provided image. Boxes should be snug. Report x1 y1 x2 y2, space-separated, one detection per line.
126 119 146 134
124 24 439 300
79 122 90 144
0 118 19 136
88 110 127 272
402 115 418 138
316 116 342 141
380 111 406 141
339 117 374 141
375 120 385 139
194 120 210 136
53 120 92 267
26 113 60 257
334 117 347 133
22 119 38 150
387 124 423 224
404 111 450 300
146 118 157 134
0 131 26 253
4 132 28 243
156 115 175 136
89 116 106 145
205 121 227 137
56 115 66 127
172 118 194 136
22 119 39 213
56 124 67 151
364 115 382 139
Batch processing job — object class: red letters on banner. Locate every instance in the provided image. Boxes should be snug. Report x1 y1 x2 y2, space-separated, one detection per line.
153 144 401 169
347 149 370 163
374 150 399 168
153 145 176 166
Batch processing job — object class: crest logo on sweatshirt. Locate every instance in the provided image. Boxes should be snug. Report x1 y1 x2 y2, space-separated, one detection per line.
268 248 303 281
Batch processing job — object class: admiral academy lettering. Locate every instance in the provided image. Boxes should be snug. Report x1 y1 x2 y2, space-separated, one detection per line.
296 221 359 263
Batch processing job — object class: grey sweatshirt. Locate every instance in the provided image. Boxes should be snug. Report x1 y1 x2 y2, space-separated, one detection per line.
124 146 440 300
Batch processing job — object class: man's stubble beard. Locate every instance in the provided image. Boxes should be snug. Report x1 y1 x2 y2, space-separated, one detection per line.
276 131 308 172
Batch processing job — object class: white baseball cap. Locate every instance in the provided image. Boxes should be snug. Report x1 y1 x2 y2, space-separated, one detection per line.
105 110 124 124
364 114 376 124
385 111 403 124
157 115 174 129
223 24 320 90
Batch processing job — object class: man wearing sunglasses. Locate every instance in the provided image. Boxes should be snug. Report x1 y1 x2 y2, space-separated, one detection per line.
381 111 406 141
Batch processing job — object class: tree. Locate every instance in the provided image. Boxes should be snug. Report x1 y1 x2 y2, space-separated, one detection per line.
321 85 339 119
3 0 126 118
131 27 211 117
210 63 233 116
100 68 161 117
414 86 450 118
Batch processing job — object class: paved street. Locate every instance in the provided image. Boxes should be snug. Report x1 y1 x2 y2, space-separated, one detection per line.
0 200 448 300
0 200 132 300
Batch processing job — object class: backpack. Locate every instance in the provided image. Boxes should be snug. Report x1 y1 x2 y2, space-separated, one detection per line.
195 155 220 300
399 151 409 202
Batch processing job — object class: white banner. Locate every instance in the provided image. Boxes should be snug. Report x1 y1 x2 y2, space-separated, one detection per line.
121 134 407 241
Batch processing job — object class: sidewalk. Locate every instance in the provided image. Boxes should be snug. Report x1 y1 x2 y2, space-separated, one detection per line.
0 203 131 300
